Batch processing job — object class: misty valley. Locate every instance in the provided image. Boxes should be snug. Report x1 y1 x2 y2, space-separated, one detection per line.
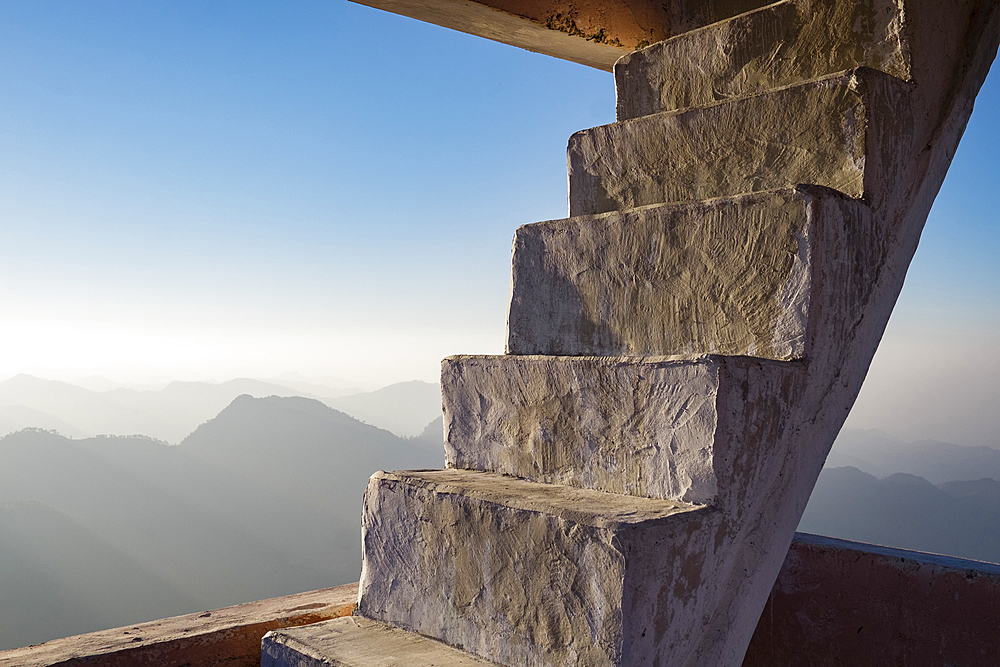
1 376 999 650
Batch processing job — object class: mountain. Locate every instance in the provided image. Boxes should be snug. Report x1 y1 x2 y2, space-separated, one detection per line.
180 395 444 515
0 397 443 650
799 466 1000 564
0 404 85 438
0 502 199 650
0 374 323 442
826 429 1000 484
326 380 441 437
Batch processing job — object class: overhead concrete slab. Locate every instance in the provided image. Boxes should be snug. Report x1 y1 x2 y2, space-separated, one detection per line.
349 0 776 71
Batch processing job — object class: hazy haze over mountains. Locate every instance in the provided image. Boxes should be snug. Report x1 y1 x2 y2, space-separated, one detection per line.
825 428 1000 483
800 466 1000 564
0 394 444 650
1 375 998 652
0 374 440 442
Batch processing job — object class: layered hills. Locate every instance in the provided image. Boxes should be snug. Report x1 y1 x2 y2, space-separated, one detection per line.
0 396 443 650
0 382 997 652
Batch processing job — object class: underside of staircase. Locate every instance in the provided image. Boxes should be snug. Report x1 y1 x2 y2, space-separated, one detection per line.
263 1 1000 665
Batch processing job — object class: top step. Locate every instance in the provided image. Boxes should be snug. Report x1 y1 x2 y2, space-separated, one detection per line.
616 0 910 120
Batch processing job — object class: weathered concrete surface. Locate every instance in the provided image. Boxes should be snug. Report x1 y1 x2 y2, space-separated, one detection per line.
0 584 357 667
442 354 805 505
351 1 1000 666
262 616 495 667
508 186 876 359
744 533 1000 667
356 468 725 667
616 0 910 119
349 0 775 71
569 67 912 217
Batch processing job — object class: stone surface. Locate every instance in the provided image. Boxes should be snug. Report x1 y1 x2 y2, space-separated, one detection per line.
262 616 495 667
569 67 912 217
615 0 910 119
0 584 357 667
355 468 722 667
508 186 876 359
442 354 805 505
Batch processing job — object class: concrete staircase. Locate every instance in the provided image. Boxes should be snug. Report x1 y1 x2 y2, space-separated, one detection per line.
262 0 999 665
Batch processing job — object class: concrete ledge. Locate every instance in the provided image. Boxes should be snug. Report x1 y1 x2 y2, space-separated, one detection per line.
0 583 358 667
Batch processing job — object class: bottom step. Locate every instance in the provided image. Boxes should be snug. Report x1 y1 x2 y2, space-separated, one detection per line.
262 616 495 666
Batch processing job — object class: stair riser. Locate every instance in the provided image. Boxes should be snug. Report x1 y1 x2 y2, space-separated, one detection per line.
443 355 721 504
443 355 807 510
616 0 909 120
508 186 879 362
570 68 913 217
508 189 811 359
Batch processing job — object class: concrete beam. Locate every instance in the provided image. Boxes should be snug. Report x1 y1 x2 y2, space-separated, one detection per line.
348 0 774 71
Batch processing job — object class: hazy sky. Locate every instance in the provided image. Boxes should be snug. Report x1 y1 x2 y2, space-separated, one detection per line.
2 2 999 443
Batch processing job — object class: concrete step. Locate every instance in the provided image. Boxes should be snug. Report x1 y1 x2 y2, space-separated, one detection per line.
355 468 721 667
569 67 912 217
615 0 910 120
507 185 877 360
262 616 496 666
442 354 805 507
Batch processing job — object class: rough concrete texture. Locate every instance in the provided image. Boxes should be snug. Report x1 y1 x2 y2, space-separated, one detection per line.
354 1 1000 666
442 354 805 505
569 67 912 217
615 0 910 119
356 469 725 667
262 616 495 667
0 584 357 667
744 533 1000 666
508 186 876 359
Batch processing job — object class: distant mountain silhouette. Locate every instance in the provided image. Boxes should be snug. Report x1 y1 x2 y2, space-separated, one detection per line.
326 380 441 437
827 428 1000 483
0 396 442 650
180 395 444 515
411 416 444 448
799 466 1000 564
0 374 328 442
0 374 441 442
0 404 85 438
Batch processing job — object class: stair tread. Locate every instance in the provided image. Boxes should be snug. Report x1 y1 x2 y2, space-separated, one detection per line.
262 616 495 666
374 469 704 528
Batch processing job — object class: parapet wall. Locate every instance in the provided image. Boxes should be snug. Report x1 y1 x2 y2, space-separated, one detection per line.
3 534 997 666
747 533 1000 666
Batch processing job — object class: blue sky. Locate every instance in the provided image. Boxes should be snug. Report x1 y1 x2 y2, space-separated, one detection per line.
1 2 998 443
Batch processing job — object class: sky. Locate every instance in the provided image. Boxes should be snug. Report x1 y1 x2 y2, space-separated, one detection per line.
1 2 999 444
